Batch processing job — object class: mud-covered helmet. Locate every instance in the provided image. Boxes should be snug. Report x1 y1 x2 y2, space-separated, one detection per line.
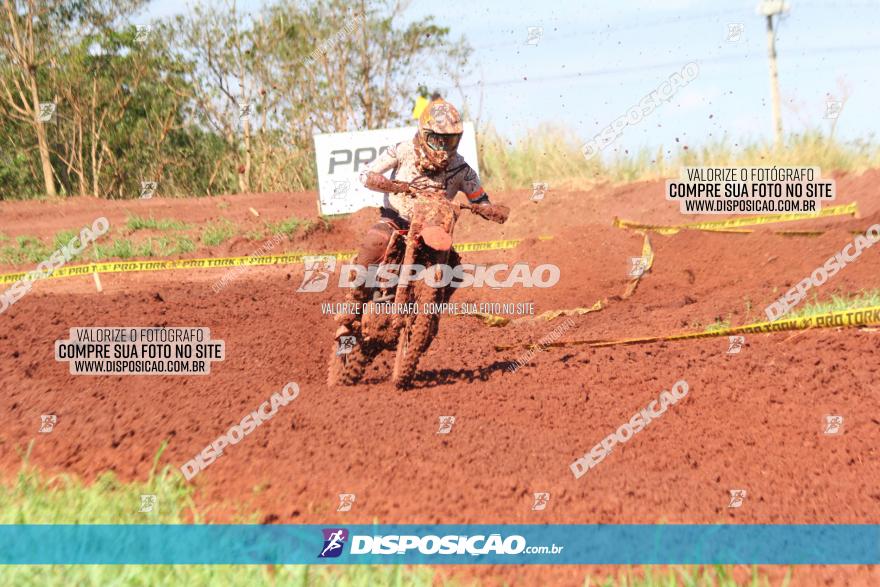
415 99 463 172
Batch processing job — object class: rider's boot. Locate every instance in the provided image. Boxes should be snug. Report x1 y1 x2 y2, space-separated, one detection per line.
334 281 370 339
334 217 399 339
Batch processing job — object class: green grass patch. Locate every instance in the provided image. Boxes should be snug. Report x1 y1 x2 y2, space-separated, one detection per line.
1 215 333 263
201 219 237 246
125 215 192 233
176 236 196 254
787 290 880 319
704 318 732 333
52 230 79 251
265 215 303 238
1 443 191 525
0 235 51 264
92 235 195 260
93 239 151 260
245 228 266 241
301 216 334 238
0 559 443 586
149 235 196 256
599 565 788 586
262 216 333 240
263 215 333 240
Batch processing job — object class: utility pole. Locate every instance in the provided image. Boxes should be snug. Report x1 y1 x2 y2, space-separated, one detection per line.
759 0 789 149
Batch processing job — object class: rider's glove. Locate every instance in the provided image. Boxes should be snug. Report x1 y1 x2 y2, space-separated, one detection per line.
363 171 410 194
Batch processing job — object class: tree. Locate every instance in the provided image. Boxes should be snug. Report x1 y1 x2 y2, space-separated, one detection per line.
170 0 267 194
0 0 66 196
0 0 473 199
261 0 470 133
172 0 472 194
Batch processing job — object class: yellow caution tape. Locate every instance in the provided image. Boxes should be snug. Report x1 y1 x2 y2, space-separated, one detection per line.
465 233 651 327
0 251 348 284
457 239 524 253
613 202 859 235
495 304 880 351
0 236 550 285
462 299 605 328
455 235 552 253
640 232 655 266
532 299 605 322
463 312 513 327
621 233 653 299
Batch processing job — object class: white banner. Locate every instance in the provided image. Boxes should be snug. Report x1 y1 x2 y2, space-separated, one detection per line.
312 122 479 216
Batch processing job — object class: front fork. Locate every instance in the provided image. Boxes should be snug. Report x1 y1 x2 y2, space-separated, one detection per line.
371 227 408 303
390 220 422 331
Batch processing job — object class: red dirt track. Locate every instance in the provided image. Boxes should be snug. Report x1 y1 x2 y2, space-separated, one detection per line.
2 172 880 585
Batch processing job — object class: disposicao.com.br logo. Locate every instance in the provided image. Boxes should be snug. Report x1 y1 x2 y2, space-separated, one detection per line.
298 256 560 292
317 529 563 557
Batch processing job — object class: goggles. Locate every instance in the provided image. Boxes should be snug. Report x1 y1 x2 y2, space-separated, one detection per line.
424 131 462 152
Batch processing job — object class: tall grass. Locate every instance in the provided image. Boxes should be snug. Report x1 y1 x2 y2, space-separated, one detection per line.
478 124 605 190
477 126 880 190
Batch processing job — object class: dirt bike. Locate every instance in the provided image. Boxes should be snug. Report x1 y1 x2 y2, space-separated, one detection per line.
327 185 509 389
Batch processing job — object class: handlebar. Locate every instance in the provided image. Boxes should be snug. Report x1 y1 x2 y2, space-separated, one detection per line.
404 181 509 224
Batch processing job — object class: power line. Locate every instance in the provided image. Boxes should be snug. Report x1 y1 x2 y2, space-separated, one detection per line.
470 8 748 51
439 44 880 91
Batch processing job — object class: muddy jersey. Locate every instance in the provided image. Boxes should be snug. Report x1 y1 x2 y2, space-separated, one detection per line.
358 137 488 221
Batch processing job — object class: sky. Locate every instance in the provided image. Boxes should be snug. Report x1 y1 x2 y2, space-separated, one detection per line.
143 0 880 157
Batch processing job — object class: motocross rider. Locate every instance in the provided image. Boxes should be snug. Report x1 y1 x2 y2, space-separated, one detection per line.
335 98 493 338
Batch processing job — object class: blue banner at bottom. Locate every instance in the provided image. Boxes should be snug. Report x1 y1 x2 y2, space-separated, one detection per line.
0 525 877 564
